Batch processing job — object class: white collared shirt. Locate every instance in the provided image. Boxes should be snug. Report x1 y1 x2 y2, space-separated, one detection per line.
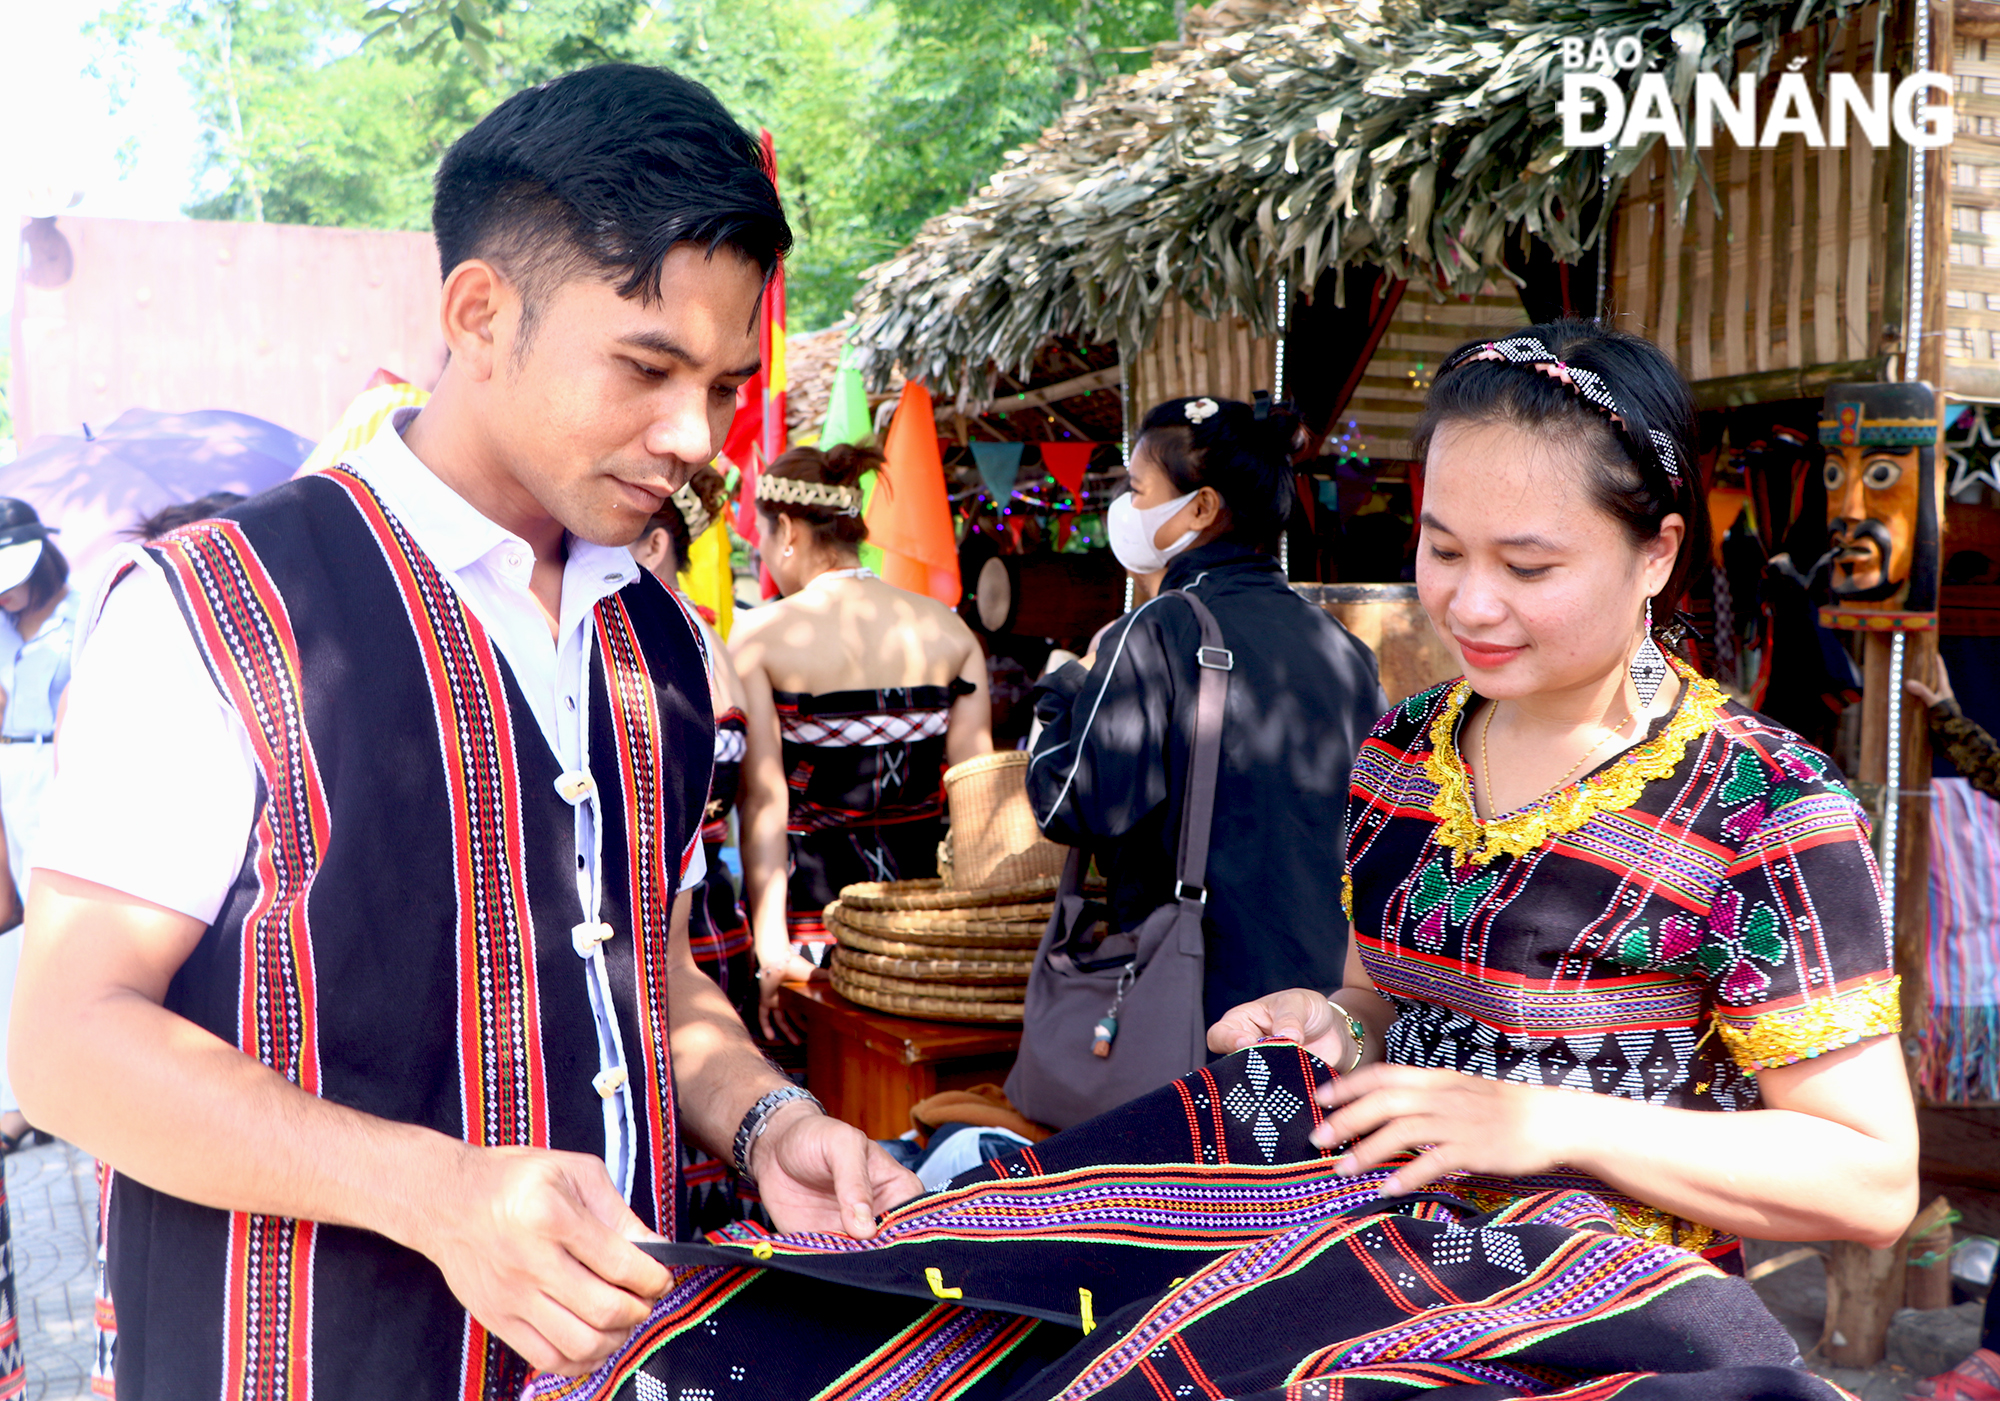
37 410 703 1192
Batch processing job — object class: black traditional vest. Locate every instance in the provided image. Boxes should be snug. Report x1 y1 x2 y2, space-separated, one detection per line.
98 469 712 1401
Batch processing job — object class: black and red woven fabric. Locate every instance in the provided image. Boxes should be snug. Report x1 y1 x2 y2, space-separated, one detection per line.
534 1044 1844 1401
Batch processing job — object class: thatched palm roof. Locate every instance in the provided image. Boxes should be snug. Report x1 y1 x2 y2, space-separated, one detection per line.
851 0 1868 398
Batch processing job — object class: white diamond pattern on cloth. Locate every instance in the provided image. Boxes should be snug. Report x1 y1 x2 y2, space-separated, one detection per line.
713 728 746 763
780 710 950 747
1221 1050 1304 1162
1431 1219 1529 1274
1432 1219 1478 1267
632 1375 671 1401
1481 1229 1529 1275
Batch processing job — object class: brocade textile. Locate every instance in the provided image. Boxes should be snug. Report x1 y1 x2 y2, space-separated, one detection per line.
536 1045 1849 1401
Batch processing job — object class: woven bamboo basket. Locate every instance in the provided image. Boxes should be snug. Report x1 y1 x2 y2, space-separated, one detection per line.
831 961 1026 1024
941 752 1067 890
827 902 1046 947
835 948 1031 986
833 923 1037 965
837 877 1063 912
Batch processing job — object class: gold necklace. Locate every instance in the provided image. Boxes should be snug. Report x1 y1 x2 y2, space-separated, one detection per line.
1478 698 1636 820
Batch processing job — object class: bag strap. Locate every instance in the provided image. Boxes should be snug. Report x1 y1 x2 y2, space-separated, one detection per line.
1158 589 1230 908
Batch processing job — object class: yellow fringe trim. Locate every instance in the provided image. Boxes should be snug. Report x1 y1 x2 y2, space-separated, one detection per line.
1341 872 1353 922
1425 658 1729 867
1715 977 1903 1072
1449 1180 1727 1255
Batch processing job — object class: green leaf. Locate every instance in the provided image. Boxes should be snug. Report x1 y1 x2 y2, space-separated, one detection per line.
1411 860 1450 917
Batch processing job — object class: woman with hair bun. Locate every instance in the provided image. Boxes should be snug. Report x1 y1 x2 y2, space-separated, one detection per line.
0 498 72 1152
1211 320 1917 1264
731 443 992 1041
1026 395 1385 1039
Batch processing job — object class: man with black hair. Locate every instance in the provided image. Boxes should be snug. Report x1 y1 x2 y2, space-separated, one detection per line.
11 63 919 1398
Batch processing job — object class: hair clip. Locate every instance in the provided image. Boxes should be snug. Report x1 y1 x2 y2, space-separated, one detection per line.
1252 390 1273 422
1185 397 1220 425
670 482 713 539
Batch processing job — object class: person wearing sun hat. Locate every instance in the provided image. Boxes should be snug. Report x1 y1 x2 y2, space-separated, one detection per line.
0 497 72 1153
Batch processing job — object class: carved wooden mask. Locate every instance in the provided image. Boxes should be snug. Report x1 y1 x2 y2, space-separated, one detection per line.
1818 383 1941 613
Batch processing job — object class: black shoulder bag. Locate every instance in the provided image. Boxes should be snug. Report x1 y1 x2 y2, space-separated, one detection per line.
1005 589 1230 1131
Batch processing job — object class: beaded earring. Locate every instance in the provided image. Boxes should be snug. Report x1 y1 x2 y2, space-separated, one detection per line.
1630 597 1669 709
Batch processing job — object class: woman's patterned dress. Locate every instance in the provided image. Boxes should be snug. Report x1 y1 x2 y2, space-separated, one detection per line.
1344 659 1900 1264
774 679 975 956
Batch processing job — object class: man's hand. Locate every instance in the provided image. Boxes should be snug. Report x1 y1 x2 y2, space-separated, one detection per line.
407 1144 671 1377
749 1103 922 1239
1207 988 1353 1068
1309 1064 1583 1196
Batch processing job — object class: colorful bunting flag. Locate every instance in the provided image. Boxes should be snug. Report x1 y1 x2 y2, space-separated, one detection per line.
1039 441 1095 504
969 441 1025 502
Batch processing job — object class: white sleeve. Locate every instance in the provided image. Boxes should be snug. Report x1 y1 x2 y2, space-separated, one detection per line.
37 563 260 924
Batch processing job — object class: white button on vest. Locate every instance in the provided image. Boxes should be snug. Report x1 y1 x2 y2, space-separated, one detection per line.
554 771 596 803
593 1065 629 1098
571 921 614 957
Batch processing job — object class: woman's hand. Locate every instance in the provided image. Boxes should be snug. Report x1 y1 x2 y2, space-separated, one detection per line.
756 954 821 1044
1907 655 1954 709
1207 989 1355 1070
1310 1065 1585 1196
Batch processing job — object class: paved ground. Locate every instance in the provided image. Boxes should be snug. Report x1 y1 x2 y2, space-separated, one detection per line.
7 1137 98 1401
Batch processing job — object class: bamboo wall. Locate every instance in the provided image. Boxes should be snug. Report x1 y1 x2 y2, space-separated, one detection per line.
1341 281 1529 462
1945 34 2000 397
1125 297 1275 416
1606 8 1893 399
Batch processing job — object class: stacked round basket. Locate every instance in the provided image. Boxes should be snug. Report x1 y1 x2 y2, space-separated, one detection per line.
826 751 1068 1023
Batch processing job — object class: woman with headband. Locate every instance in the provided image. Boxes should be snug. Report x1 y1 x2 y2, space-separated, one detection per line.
1210 320 1916 1266
632 467 772 1234
631 468 756 1028
0 498 72 1154
730 444 992 1043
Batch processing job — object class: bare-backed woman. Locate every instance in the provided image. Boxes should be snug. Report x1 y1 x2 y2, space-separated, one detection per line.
731 444 992 1039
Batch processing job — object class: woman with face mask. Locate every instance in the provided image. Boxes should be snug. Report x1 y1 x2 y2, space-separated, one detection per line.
1025 396 1386 1033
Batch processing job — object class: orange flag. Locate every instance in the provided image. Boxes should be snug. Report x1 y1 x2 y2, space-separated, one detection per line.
870 383 961 605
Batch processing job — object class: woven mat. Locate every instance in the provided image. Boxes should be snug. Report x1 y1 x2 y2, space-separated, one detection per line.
834 948 1031 987
827 901 1046 947
833 923 1037 966
831 965 1024 1024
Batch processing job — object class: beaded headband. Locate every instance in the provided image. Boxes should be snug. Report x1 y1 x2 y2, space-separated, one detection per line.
1434 335 1685 481
756 473 862 517
670 482 713 540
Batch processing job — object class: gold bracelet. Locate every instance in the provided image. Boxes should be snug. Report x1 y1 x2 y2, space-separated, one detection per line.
1326 996 1367 1075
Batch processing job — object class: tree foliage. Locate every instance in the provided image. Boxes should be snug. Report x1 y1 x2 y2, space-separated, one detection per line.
91 0 1179 329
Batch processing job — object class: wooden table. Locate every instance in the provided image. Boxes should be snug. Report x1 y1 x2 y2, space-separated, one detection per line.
779 982 1023 1139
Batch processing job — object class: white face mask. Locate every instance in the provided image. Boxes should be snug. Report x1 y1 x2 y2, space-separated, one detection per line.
1107 491 1200 574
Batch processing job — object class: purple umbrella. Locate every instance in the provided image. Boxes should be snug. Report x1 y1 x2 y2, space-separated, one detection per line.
0 408 313 588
